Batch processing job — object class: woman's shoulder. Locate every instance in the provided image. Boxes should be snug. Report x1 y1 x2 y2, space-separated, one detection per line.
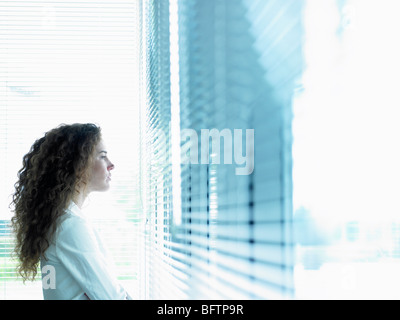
45 203 90 255
54 204 101 253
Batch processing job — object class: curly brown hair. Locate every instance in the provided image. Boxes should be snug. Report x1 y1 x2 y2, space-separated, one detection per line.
10 123 102 282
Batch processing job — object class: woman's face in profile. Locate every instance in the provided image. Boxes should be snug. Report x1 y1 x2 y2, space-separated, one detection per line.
87 139 114 193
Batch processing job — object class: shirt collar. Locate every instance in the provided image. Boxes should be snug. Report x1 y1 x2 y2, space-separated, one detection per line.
67 201 87 219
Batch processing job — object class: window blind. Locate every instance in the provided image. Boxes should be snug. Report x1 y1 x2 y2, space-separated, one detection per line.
139 0 185 299
140 0 304 299
0 0 141 299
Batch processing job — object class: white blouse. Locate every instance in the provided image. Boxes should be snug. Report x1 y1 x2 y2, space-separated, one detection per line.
40 201 131 300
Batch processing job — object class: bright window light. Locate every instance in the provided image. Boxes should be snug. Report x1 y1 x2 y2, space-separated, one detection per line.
293 0 400 299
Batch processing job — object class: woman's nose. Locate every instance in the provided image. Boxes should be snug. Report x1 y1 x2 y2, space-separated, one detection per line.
107 162 114 171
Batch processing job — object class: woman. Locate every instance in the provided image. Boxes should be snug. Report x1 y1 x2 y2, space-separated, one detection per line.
10 123 131 300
